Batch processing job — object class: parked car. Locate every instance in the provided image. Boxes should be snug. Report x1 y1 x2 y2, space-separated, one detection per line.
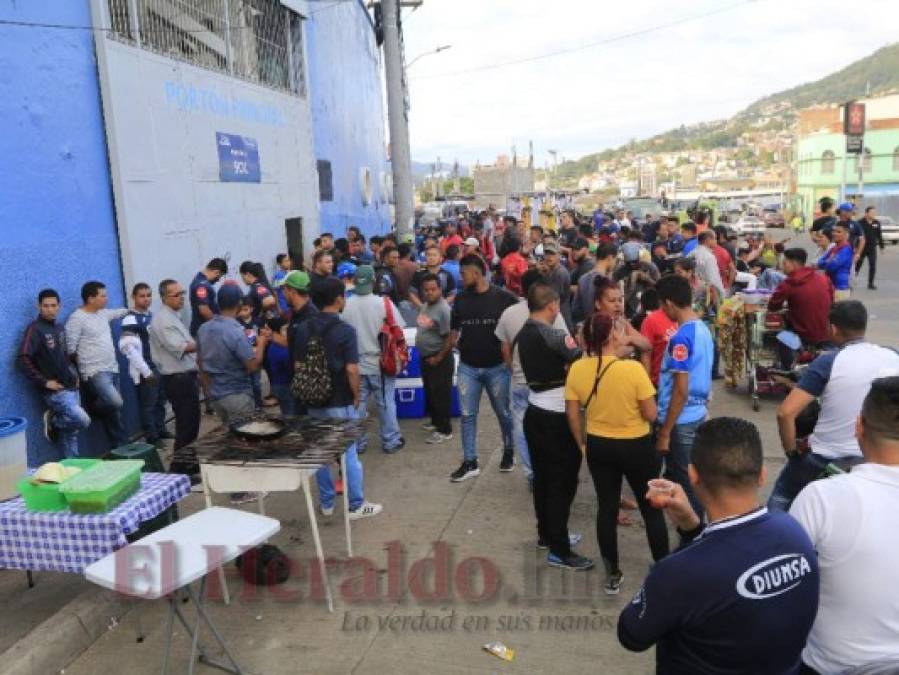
732 216 766 235
880 216 899 245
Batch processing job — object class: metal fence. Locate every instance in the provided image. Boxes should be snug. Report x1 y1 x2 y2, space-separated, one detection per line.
106 0 304 96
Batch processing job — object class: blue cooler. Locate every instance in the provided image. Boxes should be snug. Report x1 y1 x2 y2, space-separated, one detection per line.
395 375 461 419
400 328 421 378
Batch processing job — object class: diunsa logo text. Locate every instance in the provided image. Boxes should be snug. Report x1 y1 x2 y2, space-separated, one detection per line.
736 554 812 600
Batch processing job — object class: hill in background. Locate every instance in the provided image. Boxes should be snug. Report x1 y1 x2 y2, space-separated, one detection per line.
554 42 899 182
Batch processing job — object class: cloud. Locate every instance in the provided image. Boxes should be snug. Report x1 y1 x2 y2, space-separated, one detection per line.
403 0 899 166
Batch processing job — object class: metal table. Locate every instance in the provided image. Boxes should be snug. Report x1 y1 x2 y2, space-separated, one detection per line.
178 418 367 612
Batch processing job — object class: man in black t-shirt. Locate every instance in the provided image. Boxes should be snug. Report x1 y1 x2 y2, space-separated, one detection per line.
449 254 518 482
810 196 837 245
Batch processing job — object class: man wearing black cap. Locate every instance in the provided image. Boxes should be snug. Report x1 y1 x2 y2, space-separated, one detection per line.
569 238 594 291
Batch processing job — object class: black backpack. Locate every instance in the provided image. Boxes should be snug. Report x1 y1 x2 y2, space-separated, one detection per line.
290 318 339 406
235 544 290 586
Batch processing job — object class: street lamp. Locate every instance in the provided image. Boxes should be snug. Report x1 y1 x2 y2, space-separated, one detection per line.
407 44 452 69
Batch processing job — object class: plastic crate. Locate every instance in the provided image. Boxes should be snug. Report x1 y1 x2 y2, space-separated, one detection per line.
111 442 165 473
59 460 144 514
16 458 102 512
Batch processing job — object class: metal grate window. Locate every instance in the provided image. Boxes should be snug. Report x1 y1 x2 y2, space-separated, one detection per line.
106 0 305 97
317 160 333 202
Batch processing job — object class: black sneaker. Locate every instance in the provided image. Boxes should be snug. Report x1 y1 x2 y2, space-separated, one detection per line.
450 459 480 482
499 449 514 472
537 533 583 550
604 570 624 595
43 411 59 444
547 552 595 571
868 284 878 290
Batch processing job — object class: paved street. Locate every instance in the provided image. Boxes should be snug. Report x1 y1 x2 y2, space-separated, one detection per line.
10 244 897 675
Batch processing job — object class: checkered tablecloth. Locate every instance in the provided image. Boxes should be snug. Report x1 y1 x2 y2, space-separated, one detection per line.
0 473 191 574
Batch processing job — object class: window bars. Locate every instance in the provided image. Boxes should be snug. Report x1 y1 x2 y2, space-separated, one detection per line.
106 0 304 96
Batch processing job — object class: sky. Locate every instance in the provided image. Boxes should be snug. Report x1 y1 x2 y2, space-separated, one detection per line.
402 0 899 168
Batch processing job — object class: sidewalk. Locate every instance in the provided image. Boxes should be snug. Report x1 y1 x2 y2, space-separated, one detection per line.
7 382 789 675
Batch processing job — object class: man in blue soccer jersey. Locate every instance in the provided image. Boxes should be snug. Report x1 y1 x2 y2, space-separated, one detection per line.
619 417 820 675
654 274 714 520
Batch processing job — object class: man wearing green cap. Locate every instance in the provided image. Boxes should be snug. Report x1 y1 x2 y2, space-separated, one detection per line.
342 265 405 453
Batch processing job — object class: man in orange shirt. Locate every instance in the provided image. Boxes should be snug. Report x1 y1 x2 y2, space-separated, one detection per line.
640 305 678 386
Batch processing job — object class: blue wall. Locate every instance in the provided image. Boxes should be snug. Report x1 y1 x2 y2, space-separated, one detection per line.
306 0 392 240
0 0 127 466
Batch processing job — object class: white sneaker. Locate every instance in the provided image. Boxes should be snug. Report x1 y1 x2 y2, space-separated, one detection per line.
348 501 383 520
320 504 335 517
421 422 437 431
425 431 453 444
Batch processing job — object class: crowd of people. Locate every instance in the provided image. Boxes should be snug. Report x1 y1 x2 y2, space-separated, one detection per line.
14 199 899 673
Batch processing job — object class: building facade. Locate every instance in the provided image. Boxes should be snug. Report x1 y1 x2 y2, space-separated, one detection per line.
1 0 128 465
305 0 391 239
1 0 389 465
796 95 899 219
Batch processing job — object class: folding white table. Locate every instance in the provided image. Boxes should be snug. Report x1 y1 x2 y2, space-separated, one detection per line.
84 507 280 675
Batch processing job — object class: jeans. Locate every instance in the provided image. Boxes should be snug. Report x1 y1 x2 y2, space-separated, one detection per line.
421 354 453 435
270 382 296 417
586 434 669 571
211 392 255 426
137 371 167 441
524 405 581 558
662 420 703 520
307 405 364 511
767 452 864 512
43 389 91 458
358 373 403 451
510 383 533 479
83 371 126 448
457 362 513 463
250 370 263 408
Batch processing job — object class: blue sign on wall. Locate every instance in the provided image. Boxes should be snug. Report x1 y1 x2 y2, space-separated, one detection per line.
216 132 261 182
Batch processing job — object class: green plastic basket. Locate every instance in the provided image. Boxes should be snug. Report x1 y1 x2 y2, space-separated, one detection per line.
59 460 144 514
16 458 102 512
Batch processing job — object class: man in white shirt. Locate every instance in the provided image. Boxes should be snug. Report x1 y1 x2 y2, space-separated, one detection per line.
341 265 405 454
770 301 899 511
688 231 726 303
790 376 899 675
65 281 130 447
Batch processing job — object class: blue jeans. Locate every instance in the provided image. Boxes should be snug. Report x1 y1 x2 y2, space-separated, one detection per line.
663 419 703 519
457 362 513 463
307 405 364 511
270 383 296 417
43 389 91 457
137 371 167 441
510 383 533 480
250 370 263 408
359 373 402 452
767 452 864 512
84 371 126 447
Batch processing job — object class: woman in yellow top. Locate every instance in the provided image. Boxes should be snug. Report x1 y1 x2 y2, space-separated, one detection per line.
565 311 670 595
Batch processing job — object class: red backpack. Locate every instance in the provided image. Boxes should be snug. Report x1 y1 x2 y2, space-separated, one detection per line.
378 298 409 376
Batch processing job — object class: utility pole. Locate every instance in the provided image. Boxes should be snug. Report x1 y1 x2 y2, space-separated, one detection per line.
383 0 414 238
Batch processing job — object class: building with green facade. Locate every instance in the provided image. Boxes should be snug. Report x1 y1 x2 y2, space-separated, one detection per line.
795 95 899 219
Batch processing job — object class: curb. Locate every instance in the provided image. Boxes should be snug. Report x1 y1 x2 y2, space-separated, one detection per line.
2 586 130 675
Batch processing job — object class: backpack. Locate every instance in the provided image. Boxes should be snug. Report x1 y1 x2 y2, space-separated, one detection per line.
378 297 409 376
235 544 290 586
290 318 340 406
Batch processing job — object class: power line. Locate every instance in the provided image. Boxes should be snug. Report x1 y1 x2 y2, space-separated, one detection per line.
411 0 763 81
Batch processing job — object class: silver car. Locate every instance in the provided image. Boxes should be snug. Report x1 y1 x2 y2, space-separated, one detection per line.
880 216 898 245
